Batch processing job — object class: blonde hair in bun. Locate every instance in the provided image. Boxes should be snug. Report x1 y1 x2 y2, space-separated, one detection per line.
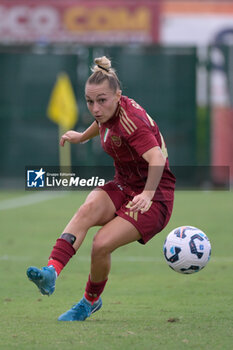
92 56 112 73
87 56 121 92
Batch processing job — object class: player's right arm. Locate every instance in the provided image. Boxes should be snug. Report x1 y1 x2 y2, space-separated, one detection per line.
60 121 99 147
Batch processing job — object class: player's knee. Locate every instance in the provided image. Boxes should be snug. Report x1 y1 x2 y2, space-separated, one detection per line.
91 230 110 257
75 200 97 221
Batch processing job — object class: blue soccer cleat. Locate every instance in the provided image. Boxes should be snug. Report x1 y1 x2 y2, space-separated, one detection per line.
58 296 102 321
26 266 56 296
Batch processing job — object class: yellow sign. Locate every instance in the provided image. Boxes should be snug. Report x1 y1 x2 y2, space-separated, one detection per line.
47 73 78 130
64 6 151 33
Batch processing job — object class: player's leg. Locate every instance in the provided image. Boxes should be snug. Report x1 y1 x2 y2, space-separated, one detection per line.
58 217 141 321
89 216 141 282
61 188 117 251
26 188 117 295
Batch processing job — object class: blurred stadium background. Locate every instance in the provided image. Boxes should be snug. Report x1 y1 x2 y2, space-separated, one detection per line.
0 0 232 189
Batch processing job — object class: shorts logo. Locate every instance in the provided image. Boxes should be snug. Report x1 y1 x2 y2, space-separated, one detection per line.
125 209 138 221
124 201 153 220
27 168 45 188
111 135 122 147
125 202 138 221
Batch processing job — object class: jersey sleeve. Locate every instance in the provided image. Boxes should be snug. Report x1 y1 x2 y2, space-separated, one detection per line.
122 115 160 157
119 97 162 157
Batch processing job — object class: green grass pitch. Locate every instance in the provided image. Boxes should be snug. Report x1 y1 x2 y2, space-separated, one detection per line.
0 190 233 350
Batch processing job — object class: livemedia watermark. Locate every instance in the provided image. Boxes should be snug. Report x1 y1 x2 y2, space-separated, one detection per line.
25 166 109 190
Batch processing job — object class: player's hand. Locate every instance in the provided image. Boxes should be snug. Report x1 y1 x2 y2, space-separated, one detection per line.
60 131 84 146
129 191 154 213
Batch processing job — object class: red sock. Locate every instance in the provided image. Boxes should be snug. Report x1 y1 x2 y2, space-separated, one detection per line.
47 259 63 276
84 274 108 304
47 238 76 276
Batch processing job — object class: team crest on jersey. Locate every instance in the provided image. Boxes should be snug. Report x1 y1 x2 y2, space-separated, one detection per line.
111 135 122 147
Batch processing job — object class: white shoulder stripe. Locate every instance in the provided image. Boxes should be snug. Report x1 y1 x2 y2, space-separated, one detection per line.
120 107 137 130
120 114 132 134
146 113 155 126
120 107 137 135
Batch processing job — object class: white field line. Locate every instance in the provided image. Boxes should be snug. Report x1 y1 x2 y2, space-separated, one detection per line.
0 192 67 211
0 255 232 264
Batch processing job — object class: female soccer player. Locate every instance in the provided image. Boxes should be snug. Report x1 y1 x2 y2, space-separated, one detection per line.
27 56 176 321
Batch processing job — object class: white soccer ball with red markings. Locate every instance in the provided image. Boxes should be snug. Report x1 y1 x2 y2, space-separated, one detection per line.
163 226 211 274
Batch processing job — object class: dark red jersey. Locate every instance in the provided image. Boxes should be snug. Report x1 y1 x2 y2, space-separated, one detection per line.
98 96 176 201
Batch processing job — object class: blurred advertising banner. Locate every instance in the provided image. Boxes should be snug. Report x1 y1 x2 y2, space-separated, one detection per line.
0 0 160 44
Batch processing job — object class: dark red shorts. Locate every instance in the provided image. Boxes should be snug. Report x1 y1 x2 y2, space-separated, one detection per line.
99 181 174 245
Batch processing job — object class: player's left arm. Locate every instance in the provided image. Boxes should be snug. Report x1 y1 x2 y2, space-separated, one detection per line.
130 146 166 213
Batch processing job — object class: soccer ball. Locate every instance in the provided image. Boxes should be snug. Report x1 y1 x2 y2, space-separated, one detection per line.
163 226 211 274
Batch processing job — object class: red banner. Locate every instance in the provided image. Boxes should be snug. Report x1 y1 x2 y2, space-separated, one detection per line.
0 1 160 44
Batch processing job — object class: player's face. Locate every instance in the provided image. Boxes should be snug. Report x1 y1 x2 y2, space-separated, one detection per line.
85 81 121 123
